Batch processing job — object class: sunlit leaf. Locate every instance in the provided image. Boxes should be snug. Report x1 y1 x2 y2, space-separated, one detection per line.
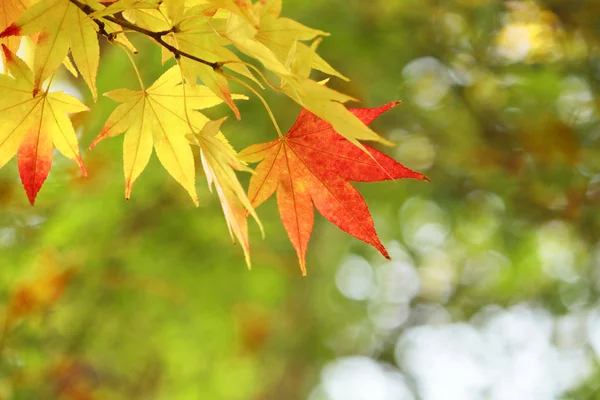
91 65 246 205
239 102 428 274
189 117 262 267
0 45 88 205
0 0 100 100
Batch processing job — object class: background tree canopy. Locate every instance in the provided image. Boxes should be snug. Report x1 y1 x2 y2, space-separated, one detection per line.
2 0 600 399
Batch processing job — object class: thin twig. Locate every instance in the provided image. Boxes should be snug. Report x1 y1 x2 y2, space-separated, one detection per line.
68 0 220 70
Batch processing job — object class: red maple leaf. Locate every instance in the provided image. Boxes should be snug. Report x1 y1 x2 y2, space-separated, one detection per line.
239 102 429 275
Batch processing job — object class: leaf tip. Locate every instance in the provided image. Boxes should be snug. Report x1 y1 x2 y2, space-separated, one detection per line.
89 128 109 150
0 24 21 39
22 180 40 206
408 171 430 183
88 139 101 150
1 44 13 61
77 157 88 177
380 246 391 260
379 136 396 147
299 260 307 276
370 101 402 119
125 183 132 201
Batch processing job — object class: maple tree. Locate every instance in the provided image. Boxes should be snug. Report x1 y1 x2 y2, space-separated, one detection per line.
0 0 428 273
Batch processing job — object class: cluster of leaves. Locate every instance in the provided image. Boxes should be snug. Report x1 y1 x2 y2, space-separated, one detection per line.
0 0 427 273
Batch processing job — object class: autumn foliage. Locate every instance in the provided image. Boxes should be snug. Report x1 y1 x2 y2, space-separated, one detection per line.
0 0 427 272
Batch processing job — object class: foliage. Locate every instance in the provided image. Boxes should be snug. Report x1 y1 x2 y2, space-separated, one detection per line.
0 0 426 272
239 102 427 274
3 0 600 399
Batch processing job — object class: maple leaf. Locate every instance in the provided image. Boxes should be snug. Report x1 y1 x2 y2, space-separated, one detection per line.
90 65 246 205
0 0 100 100
161 3 261 119
208 0 260 28
218 11 390 148
188 118 262 267
88 0 161 19
0 0 31 54
253 0 347 81
238 102 428 275
0 45 88 205
281 40 395 150
120 3 170 32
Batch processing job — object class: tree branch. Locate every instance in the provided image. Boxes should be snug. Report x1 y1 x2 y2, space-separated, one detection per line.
68 0 220 70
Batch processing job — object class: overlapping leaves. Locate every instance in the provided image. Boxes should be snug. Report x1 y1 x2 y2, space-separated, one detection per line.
239 102 428 274
90 66 261 265
0 0 101 99
1 0 392 144
0 0 31 55
0 0 429 270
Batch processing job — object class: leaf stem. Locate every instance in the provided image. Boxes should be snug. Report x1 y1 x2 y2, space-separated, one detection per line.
220 71 283 138
45 70 57 93
67 0 220 69
117 43 145 91
177 61 199 136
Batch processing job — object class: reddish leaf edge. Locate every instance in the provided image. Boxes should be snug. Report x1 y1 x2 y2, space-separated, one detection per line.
0 24 21 38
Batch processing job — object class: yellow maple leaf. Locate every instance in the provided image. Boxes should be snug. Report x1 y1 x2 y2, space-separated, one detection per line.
224 12 292 78
188 118 262 267
215 8 387 147
207 0 259 28
162 3 260 119
0 45 88 205
121 5 171 32
164 0 184 23
253 0 347 81
0 0 31 55
88 0 161 20
281 40 394 147
90 65 246 205
0 0 100 100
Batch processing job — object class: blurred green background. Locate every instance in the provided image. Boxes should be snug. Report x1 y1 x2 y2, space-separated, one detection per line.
3 0 600 398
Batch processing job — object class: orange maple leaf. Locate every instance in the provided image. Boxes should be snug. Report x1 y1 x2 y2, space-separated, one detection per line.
239 102 428 275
